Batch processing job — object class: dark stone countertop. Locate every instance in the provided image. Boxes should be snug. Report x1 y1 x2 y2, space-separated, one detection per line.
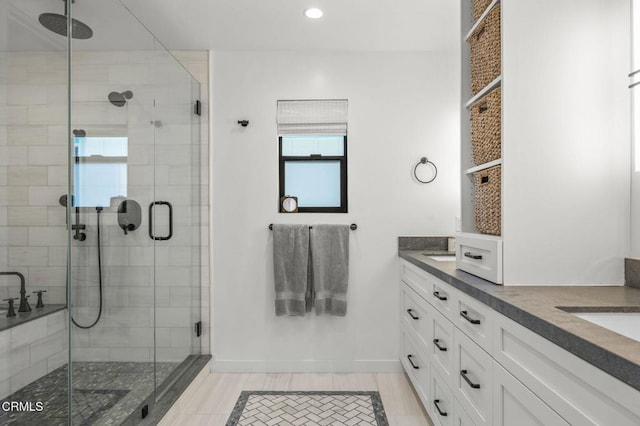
399 250 640 392
0 304 66 333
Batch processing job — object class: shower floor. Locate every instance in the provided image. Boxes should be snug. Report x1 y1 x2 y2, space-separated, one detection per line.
0 361 179 426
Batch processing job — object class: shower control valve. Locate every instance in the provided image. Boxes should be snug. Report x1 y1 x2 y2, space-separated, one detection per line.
2 297 18 318
33 290 47 309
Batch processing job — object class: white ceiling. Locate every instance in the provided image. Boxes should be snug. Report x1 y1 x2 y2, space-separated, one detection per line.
119 0 459 52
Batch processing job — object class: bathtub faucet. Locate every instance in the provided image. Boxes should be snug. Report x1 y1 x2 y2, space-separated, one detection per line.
0 272 31 313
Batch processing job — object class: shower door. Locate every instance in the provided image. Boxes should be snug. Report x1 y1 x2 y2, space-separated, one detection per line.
67 0 202 423
68 3 161 423
151 40 202 398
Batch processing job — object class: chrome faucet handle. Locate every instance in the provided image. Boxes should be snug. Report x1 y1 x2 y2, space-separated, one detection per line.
33 290 47 309
3 297 18 318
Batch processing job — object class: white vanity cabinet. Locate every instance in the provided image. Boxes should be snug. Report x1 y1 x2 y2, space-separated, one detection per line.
399 259 640 426
458 0 630 285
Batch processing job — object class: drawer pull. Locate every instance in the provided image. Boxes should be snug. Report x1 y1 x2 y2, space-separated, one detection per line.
460 310 481 325
433 399 448 417
460 369 481 389
406 309 419 320
407 355 420 370
432 291 448 301
464 252 483 260
433 338 447 352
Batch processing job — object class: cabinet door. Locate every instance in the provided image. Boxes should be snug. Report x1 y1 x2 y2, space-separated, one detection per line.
453 328 492 426
401 327 430 405
431 306 455 389
493 362 569 426
430 365 454 426
454 398 476 426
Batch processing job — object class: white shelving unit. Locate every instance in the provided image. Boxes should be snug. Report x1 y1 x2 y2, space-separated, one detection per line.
460 0 502 238
458 0 629 285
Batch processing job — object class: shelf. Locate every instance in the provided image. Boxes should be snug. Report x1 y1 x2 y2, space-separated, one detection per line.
465 76 502 109
465 0 501 41
465 159 502 175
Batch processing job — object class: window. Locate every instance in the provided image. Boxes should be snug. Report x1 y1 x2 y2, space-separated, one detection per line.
277 100 348 213
279 136 348 212
74 135 128 208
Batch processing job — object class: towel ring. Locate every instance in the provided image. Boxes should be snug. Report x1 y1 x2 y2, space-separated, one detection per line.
413 157 437 184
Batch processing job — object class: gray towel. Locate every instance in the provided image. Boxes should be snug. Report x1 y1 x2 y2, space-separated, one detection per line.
310 224 350 316
272 224 310 316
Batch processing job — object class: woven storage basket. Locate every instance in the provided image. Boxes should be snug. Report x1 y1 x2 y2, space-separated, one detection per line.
473 0 493 21
474 165 501 236
470 5 501 94
470 87 501 165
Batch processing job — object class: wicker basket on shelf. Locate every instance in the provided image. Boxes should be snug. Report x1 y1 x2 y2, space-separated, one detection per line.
470 5 501 94
473 0 493 21
470 87 501 165
474 165 501 235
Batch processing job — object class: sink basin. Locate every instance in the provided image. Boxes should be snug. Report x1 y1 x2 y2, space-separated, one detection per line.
572 312 640 343
425 255 456 262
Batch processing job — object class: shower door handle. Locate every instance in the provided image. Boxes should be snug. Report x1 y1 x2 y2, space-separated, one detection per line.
149 201 173 241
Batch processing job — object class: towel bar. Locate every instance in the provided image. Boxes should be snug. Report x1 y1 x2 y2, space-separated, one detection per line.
269 224 357 231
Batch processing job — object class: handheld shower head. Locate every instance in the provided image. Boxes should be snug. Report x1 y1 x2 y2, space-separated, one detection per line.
108 90 133 107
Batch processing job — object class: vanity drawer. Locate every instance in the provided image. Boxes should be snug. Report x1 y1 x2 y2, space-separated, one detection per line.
455 291 493 353
454 328 493 426
456 233 502 284
400 260 432 298
430 366 454 426
401 327 429 403
431 276 456 320
401 282 432 350
431 306 455 389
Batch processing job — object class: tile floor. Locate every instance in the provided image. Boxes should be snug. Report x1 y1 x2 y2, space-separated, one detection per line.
0 362 178 426
159 371 433 426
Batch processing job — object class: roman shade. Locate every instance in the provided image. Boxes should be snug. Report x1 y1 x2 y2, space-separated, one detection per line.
277 99 348 136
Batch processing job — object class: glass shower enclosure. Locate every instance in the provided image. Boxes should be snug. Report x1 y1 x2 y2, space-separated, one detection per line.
0 0 202 424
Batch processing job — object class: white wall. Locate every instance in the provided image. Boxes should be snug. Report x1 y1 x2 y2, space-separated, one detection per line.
502 0 631 284
212 51 460 372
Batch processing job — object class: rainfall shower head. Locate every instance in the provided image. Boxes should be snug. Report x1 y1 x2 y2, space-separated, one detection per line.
39 0 93 40
108 90 133 107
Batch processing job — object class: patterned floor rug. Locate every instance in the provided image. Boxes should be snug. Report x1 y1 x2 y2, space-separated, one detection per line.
226 391 389 426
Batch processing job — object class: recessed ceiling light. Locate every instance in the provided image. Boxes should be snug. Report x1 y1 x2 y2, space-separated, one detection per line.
304 8 324 19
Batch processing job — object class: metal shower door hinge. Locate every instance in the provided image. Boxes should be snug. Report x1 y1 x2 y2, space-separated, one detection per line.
195 321 202 337
194 100 201 116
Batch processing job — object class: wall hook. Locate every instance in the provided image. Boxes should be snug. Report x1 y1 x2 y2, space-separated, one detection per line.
238 120 249 127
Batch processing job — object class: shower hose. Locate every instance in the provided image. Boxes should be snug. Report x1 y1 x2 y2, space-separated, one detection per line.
71 207 103 329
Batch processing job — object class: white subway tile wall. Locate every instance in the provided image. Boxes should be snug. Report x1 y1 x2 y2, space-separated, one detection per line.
0 50 210 367
0 310 68 399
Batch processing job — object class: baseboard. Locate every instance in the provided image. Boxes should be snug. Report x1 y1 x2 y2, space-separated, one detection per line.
211 358 403 373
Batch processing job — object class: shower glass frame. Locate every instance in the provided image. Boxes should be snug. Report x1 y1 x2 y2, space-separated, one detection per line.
1 0 201 423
